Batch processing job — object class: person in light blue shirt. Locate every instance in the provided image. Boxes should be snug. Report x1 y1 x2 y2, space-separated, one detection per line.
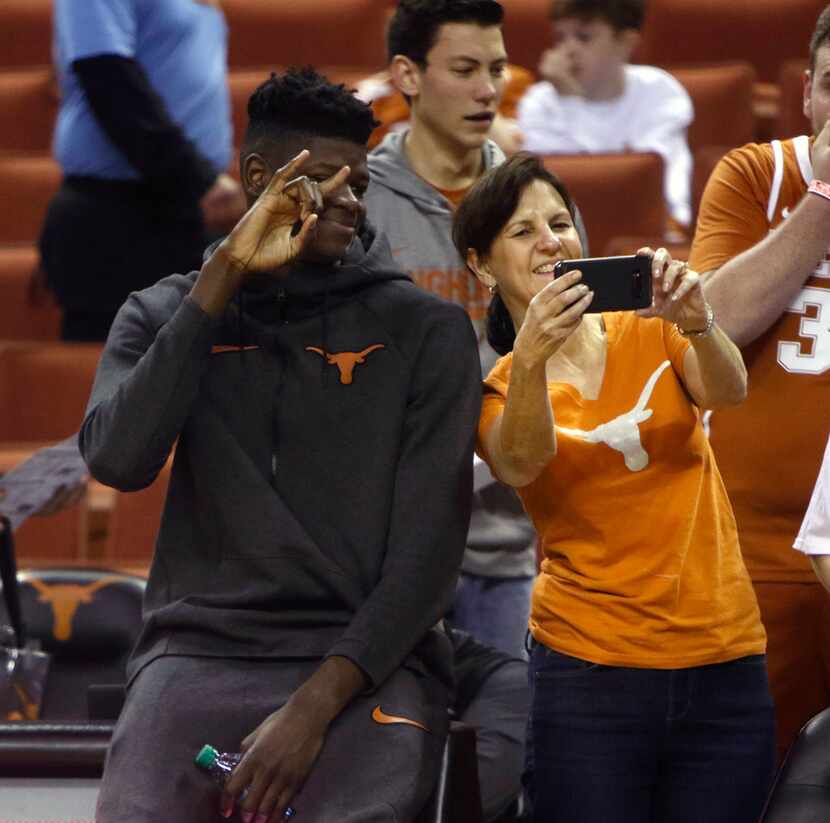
40 0 244 341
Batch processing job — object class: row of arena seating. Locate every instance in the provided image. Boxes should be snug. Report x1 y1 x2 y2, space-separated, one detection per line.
0 0 824 83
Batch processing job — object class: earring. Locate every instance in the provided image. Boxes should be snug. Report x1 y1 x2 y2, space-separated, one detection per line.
488 283 497 296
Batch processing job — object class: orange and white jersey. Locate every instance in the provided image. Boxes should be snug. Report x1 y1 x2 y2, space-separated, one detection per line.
690 136 830 581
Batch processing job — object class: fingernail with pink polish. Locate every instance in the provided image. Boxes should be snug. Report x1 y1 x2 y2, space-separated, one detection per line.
255 815 269 823
220 807 233 819
241 813 254 823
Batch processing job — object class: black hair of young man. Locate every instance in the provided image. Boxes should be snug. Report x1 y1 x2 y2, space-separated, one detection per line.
386 0 504 66
242 67 378 161
549 0 645 32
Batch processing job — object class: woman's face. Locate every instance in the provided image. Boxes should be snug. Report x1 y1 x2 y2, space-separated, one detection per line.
482 179 582 313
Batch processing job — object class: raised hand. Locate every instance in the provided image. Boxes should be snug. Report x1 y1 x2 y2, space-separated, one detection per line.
220 150 350 278
514 269 594 367
635 247 710 332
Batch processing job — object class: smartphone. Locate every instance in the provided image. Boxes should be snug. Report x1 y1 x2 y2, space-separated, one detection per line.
553 254 653 313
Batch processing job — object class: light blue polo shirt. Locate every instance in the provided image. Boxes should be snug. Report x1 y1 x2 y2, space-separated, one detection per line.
53 0 232 180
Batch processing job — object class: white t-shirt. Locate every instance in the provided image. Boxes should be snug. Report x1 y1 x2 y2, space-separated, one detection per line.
794 433 830 555
517 64 693 226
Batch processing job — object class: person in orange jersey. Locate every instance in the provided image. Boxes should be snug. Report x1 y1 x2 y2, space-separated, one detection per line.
690 3 830 765
455 152 774 823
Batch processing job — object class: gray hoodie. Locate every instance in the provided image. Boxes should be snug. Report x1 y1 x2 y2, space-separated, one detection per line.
367 132 574 580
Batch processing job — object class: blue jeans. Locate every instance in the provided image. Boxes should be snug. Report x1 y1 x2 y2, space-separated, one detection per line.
527 643 776 823
451 573 533 659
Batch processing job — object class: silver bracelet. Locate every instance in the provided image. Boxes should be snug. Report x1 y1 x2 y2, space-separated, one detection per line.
676 303 715 338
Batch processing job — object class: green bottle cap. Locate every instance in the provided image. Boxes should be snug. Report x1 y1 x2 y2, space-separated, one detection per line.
195 744 219 770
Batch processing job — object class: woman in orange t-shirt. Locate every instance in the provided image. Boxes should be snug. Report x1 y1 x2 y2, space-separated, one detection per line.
452 153 774 823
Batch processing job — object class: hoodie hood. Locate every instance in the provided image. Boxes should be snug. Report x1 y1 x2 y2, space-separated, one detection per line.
367 130 505 216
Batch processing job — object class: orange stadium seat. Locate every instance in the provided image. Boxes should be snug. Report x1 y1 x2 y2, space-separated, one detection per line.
500 0 550 74
0 68 59 155
778 59 811 139
542 153 665 260
636 0 825 84
227 67 371 148
222 0 388 70
0 342 102 444
0 155 61 245
0 245 61 341
104 458 172 567
669 63 756 156
0 0 52 69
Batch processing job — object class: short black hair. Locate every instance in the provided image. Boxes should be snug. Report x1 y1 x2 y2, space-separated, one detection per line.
243 67 378 154
453 153 577 355
549 0 645 32
387 0 504 66
811 5 830 72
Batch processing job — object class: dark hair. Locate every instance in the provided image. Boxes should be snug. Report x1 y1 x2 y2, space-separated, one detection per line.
242 67 378 154
549 0 645 31
810 5 830 72
452 153 577 355
386 0 504 65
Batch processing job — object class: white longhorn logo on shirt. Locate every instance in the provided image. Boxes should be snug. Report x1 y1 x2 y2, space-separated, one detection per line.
557 360 672 472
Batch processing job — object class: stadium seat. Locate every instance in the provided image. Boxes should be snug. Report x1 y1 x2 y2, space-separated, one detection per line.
778 59 811 139
541 153 665 259
499 0 551 74
0 245 61 341
222 0 388 70
759 706 830 822
0 342 102 444
691 144 733 227
0 155 61 245
0 68 59 155
670 63 756 155
3 567 146 722
104 458 172 567
636 0 825 84
0 0 52 70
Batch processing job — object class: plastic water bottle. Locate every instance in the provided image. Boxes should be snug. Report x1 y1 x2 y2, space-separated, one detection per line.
195 745 295 818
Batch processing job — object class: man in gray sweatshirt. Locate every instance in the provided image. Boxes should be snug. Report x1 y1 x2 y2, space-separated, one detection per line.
82 68 481 823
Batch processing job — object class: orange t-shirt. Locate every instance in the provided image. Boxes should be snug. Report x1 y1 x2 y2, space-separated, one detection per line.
690 136 830 582
360 64 535 150
477 313 766 667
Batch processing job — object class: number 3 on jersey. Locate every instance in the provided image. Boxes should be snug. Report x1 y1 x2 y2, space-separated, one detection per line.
779 286 830 375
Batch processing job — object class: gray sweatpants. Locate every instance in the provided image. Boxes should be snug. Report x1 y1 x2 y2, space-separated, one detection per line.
96 655 449 823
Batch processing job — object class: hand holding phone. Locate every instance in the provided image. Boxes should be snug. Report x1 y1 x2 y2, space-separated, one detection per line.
553 254 652 313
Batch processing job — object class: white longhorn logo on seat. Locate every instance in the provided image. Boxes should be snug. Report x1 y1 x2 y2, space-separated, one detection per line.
557 360 671 472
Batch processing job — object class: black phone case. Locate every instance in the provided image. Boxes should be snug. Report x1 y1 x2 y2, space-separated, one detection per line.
553 254 652 313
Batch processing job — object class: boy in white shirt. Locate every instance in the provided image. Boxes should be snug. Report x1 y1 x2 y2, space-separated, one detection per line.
518 0 693 229
795 434 830 592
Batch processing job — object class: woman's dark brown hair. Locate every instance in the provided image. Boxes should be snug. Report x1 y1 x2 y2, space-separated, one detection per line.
452 152 577 354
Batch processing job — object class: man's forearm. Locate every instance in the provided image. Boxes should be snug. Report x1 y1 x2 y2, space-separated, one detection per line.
810 555 830 594
190 244 245 318
704 192 830 347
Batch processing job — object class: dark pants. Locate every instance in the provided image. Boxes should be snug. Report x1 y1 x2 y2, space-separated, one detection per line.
96 655 449 823
527 643 776 823
39 177 205 342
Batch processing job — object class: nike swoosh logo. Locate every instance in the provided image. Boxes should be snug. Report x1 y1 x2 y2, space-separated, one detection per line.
371 705 430 732
211 345 261 354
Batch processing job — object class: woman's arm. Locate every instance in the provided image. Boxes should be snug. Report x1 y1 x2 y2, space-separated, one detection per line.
637 247 747 409
483 270 592 488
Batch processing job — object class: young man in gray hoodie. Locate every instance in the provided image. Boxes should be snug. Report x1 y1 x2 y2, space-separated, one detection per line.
82 68 481 823
366 0 589 664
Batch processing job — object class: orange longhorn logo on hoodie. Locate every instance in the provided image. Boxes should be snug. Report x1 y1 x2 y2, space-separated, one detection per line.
305 345 385 385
